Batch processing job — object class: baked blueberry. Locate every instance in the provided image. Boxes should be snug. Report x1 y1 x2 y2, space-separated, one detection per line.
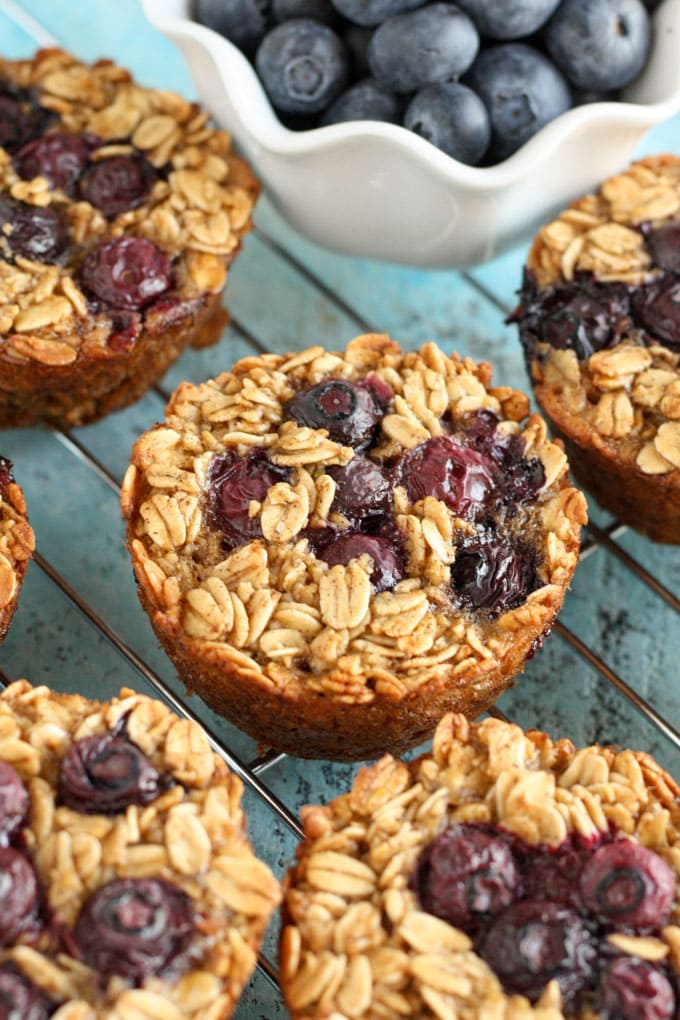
404 82 490 164
0 81 55 154
208 449 291 549
579 840 675 930
455 0 561 39
58 730 163 814
0 761 28 843
368 3 479 93
194 0 271 55
416 824 520 929
398 435 497 520
76 878 194 983
0 848 40 946
633 277 680 352
81 237 172 312
322 78 400 125
255 19 349 114
318 531 404 592
283 379 382 449
479 899 597 1005
14 132 96 194
598 957 676 1020
0 198 66 264
328 456 393 519
0 962 52 1020
79 154 157 218
545 0 651 92
451 535 537 616
644 220 680 275
464 43 571 161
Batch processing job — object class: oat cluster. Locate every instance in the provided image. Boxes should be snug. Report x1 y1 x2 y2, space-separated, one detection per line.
0 680 280 1020
123 335 586 705
0 49 256 366
527 156 680 475
281 712 680 1020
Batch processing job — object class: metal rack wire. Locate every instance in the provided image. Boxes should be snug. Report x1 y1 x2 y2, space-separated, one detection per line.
1 4 679 1014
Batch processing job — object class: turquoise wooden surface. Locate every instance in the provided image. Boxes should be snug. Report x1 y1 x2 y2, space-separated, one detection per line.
0 3 679 1016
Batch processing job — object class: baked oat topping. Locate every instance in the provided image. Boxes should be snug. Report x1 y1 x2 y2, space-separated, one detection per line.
0 49 257 364
0 680 281 1020
515 156 680 470
123 335 586 721
0 455 34 638
280 712 680 1019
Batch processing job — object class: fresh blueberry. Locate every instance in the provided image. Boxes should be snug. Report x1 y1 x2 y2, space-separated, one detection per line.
451 535 537 616
518 274 632 359
398 435 497 520
455 0 560 39
81 237 172 312
465 44 571 161
579 840 675 931
322 78 400 125
404 82 490 164
79 154 157 218
633 277 680 352
598 957 676 1020
368 3 479 94
479 899 597 1006
0 963 52 1020
14 132 96 194
329 0 427 27
416 824 521 930
0 848 40 946
318 532 404 591
0 762 28 844
76 878 194 983
328 456 393 520
194 0 271 56
545 0 651 92
0 198 67 263
58 731 163 815
273 0 338 24
256 19 349 114
283 379 382 449
644 220 680 274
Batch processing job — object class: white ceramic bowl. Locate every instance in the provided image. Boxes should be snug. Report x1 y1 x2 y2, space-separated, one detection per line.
144 0 680 267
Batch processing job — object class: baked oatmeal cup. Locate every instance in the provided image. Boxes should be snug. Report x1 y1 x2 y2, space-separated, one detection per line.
0 49 258 428
280 711 680 1019
122 334 587 761
0 456 35 641
513 154 680 543
0 679 280 1020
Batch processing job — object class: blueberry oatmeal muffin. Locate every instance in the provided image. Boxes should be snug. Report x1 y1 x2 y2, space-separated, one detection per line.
122 334 586 761
0 679 280 1019
0 49 259 428
0 456 35 641
280 711 680 1019
513 154 680 543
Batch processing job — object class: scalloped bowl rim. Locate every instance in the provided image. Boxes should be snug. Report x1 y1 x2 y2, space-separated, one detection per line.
144 0 680 190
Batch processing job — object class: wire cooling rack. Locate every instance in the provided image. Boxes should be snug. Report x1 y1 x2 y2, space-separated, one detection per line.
1 3 679 1016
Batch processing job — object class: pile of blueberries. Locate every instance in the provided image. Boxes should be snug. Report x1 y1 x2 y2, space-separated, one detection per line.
195 0 658 165
415 821 678 1018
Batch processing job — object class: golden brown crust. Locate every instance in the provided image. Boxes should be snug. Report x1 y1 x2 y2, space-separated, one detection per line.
0 463 35 639
0 679 280 1020
123 335 586 761
0 49 258 428
521 154 680 542
279 712 680 1019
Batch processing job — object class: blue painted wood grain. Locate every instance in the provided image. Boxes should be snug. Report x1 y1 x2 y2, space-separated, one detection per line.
0 3 678 1017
